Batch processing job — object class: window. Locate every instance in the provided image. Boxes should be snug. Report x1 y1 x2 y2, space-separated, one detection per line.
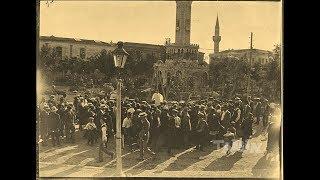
176 20 180 31
70 45 73 57
80 48 86 59
55 46 62 59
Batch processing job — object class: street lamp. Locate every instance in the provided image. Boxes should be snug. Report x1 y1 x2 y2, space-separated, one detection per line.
112 41 129 177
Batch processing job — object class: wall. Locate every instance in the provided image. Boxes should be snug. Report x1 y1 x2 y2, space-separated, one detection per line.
39 40 116 60
209 49 274 65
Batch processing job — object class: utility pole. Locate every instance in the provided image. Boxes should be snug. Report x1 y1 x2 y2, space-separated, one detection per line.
250 32 253 65
247 32 253 95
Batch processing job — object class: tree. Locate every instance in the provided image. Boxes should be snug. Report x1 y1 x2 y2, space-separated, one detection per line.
39 45 56 69
264 44 281 101
209 56 249 97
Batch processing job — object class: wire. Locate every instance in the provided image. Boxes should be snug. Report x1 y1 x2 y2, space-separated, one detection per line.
199 48 215 50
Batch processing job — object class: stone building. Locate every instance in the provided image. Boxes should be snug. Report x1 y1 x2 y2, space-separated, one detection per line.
39 36 166 61
123 42 166 60
209 48 274 65
39 36 116 60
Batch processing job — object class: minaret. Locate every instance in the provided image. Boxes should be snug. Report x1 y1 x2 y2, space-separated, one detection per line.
175 1 192 45
213 15 221 53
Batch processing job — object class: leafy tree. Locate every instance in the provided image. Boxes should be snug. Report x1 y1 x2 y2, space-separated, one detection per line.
39 44 59 70
209 56 249 97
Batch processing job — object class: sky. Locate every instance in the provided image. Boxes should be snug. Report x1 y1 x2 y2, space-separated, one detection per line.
40 1 282 58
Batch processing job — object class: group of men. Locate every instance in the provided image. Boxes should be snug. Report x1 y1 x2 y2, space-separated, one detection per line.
37 90 280 161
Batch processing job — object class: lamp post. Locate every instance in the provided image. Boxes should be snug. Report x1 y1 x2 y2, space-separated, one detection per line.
112 41 129 177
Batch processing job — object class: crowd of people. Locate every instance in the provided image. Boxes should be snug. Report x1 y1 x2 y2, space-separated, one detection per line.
37 90 281 161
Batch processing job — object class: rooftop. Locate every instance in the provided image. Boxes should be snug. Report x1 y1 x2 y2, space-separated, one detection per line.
123 42 164 48
40 35 112 46
218 48 272 54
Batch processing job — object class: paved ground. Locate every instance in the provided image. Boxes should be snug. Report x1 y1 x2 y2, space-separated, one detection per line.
37 123 281 178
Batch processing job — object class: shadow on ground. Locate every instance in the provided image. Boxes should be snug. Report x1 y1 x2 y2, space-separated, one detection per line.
161 143 224 172
251 153 280 178
203 151 243 171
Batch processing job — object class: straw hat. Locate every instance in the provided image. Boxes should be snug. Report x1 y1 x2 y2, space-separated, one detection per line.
138 112 148 118
51 106 58 112
127 108 135 114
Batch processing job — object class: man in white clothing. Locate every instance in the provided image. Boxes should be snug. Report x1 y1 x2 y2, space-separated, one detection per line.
97 121 115 162
151 90 164 107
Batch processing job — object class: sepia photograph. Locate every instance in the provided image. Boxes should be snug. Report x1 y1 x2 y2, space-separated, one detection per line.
36 0 282 178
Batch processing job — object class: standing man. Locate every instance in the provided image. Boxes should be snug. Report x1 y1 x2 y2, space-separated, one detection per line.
233 101 242 137
122 110 134 151
181 106 191 148
138 112 155 160
151 90 164 107
48 106 61 146
240 112 254 151
39 105 51 146
151 109 161 154
172 109 182 148
195 112 208 151
65 104 76 143
220 104 231 132
97 121 115 162
48 95 57 108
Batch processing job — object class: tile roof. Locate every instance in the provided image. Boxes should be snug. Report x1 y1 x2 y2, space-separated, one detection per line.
40 35 112 46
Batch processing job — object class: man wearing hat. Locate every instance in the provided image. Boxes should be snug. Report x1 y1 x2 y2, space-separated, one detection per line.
98 121 115 162
132 109 142 143
150 108 161 153
195 112 208 151
240 112 254 152
100 105 114 142
172 109 182 148
84 117 97 146
220 104 232 131
122 109 134 151
181 105 191 148
65 104 76 143
138 112 155 160
39 105 51 146
223 121 236 155
48 95 57 108
233 101 243 137
48 106 61 146
166 109 177 155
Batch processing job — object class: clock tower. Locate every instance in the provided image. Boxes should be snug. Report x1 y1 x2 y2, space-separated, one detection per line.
175 1 192 45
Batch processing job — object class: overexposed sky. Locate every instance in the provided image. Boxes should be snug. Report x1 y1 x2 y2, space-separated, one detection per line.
40 1 282 56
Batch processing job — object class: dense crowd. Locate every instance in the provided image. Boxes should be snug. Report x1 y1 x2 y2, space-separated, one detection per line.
37 91 281 161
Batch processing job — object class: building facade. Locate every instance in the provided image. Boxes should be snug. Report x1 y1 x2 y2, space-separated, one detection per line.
39 36 116 60
209 48 274 65
39 36 166 61
123 42 166 61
